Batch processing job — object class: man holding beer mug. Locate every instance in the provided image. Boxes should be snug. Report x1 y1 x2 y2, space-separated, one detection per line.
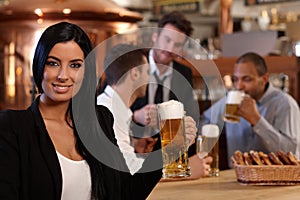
200 52 300 167
130 11 213 178
97 44 197 176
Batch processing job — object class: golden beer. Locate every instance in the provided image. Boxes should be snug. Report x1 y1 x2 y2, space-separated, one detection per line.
223 90 244 123
160 118 190 178
160 119 181 146
224 103 240 123
197 135 219 176
197 124 220 177
158 100 190 178
208 139 219 176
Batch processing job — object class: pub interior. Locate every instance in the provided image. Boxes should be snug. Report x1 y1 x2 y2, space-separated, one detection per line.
1 0 300 199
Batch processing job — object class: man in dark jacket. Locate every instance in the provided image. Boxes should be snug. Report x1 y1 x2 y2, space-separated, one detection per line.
130 11 212 178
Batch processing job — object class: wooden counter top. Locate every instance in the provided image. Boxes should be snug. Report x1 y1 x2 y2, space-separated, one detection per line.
147 169 300 200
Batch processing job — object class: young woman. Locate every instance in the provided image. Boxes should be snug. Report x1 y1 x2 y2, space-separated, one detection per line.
0 22 124 200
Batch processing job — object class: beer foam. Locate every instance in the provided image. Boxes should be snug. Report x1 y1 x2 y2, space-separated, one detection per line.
202 124 219 138
158 100 184 120
226 90 244 104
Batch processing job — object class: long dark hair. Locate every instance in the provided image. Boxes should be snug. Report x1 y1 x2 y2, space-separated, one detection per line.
32 21 106 199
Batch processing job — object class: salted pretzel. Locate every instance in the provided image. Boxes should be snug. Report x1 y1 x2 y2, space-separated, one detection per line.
234 150 245 165
268 152 283 165
276 150 292 165
287 151 300 166
258 151 272 165
249 150 263 165
243 152 253 165
233 150 300 166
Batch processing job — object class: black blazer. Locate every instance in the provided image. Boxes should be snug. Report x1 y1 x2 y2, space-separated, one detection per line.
0 97 162 200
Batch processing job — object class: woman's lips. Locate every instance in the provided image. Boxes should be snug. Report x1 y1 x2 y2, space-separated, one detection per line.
53 84 72 93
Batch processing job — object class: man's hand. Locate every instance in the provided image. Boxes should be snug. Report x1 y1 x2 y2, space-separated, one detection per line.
184 115 197 147
133 104 158 127
238 95 261 126
188 154 213 179
133 137 158 153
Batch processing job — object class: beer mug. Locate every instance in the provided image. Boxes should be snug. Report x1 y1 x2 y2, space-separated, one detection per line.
157 100 190 178
223 90 244 123
197 124 220 177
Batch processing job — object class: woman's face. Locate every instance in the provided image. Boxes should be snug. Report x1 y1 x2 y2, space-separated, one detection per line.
41 40 84 103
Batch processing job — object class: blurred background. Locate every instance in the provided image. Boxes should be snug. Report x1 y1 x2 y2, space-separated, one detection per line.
1 0 300 110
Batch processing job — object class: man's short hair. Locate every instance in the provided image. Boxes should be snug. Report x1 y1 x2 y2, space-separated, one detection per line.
236 52 268 76
158 11 193 37
104 44 147 85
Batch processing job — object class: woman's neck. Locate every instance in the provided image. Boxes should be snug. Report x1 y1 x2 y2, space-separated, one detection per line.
39 94 70 121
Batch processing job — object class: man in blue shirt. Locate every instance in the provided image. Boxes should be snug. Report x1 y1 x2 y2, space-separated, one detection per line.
200 52 300 167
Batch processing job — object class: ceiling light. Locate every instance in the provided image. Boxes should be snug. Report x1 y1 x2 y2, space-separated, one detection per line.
0 0 11 6
62 8 71 15
34 8 43 17
37 18 43 24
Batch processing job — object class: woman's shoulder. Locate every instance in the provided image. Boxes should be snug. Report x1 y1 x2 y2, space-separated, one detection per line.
0 108 35 129
0 109 29 122
0 109 34 141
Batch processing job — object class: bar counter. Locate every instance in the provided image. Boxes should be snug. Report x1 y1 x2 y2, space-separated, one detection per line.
147 169 300 200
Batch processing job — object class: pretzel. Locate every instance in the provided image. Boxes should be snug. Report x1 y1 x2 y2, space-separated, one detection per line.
268 152 283 165
234 150 245 165
258 151 272 165
233 150 299 166
276 150 292 165
243 152 253 165
249 150 263 165
287 152 300 166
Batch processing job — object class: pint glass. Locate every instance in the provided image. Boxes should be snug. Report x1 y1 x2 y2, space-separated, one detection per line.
223 90 244 123
197 124 220 177
158 100 190 178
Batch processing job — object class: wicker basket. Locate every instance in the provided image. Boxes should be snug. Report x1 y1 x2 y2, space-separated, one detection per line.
232 156 300 185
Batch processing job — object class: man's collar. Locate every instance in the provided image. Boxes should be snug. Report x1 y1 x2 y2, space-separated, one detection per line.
149 49 173 77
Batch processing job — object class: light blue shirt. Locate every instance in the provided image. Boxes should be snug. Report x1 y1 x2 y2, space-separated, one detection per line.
200 84 300 167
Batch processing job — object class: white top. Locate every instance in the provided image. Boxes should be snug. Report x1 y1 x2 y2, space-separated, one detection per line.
148 49 173 104
97 85 145 175
56 151 91 200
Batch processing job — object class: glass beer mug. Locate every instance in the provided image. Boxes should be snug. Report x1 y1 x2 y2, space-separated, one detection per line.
157 100 190 178
223 90 244 123
197 124 220 177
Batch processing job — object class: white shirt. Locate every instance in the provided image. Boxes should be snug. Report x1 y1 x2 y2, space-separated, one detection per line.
148 49 173 104
97 85 145 175
56 151 91 200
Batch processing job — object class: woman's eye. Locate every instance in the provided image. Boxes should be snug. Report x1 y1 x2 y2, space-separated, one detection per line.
45 61 59 67
70 63 82 68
